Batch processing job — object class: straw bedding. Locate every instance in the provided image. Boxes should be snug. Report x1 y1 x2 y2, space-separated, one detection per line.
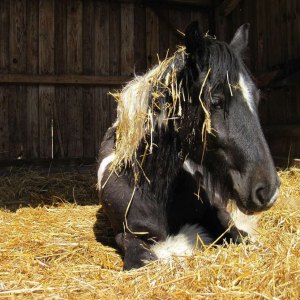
0 167 299 299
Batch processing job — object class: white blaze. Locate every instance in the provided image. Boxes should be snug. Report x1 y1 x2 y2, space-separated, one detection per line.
239 73 254 113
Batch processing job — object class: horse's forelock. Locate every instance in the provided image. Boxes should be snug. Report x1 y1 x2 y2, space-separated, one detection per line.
206 41 241 88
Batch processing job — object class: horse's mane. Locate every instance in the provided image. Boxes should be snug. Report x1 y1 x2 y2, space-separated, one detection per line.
110 37 246 171
206 40 242 88
110 47 186 170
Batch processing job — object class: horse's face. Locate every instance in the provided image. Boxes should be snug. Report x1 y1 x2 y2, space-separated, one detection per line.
184 22 280 214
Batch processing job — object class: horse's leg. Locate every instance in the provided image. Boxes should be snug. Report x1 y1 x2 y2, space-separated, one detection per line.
216 208 248 243
115 232 158 270
100 172 168 270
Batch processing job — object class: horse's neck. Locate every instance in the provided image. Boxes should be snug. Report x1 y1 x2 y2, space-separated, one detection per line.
137 127 182 202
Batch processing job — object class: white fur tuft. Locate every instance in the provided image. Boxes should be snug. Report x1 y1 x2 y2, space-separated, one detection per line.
227 202 259 240
151 224 211 260
183 158 201 176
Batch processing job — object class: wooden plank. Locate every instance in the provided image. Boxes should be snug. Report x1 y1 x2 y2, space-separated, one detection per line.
0 87 9 158
94 87 114 154
286 0 292 61
146 7 159 68
167 8 178 55
26 1 39 158
39 0 54 75
94 87 102 155
278 0 287 66
0 74 130 85
160 0 213 7
268 136 293 160
26 86 39 158
9 0 26 73
296 0 300 60
82 0 95 159
8 85 27 159
8 86 17 158
65 86 83 157
82 0 95 74
0 0 9 73
83 87 95 159
0 1 9 157
0 157 95 168
39 0 55 159
109 1 121 75
121 2 135 75
94 1 110 155
134 2 146 73
158 8 170 60
214 4 227 40
166 6 189 49
264 125 300 137
273 157 300 168
221 0 242 16
67 0 82 74
297 86 300 136
9 1 27 158
66 0 83 158
256 0 267 72
168 7 191 53
177 7 192 35
191 9 210 33
271 0 278 68
287 0 297 61
27 1 39 74
38 87 54 159
55 0 68 74
267 88 286 125
54 0 68 158
95 1 109 75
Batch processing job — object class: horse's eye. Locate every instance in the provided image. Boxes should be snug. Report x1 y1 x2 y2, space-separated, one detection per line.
211 95 224 109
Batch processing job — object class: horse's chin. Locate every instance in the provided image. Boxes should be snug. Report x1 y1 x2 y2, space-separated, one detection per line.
234 199 257 216
234 198 265 216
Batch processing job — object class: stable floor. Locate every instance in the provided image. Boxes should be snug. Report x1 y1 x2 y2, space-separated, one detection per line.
0 167 299 299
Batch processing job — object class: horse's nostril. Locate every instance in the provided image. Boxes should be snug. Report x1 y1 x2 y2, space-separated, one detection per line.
253 184 278 208
255 186 267 204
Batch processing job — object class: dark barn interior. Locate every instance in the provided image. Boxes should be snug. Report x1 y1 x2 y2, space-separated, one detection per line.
0 0 299 167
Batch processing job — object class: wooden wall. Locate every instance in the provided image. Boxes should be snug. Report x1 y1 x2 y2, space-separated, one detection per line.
215 0 300 163
3 0 298 164
0 0 211 161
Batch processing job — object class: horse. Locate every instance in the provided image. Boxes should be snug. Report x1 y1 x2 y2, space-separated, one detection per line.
97 22 280 270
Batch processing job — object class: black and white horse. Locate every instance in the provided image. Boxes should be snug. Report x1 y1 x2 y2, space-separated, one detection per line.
97 22 280 270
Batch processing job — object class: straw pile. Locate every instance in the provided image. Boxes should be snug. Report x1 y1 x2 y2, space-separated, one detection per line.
0 167 98 211
0 167 299 299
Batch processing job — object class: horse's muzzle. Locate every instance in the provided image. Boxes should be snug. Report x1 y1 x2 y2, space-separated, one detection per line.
230 170 280 214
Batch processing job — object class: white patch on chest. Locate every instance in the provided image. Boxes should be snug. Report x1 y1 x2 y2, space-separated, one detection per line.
97 153 115 190
182 158 201 176
239 73 254 113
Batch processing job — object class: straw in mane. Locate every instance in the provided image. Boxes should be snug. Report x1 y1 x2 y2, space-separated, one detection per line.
109 47 187 172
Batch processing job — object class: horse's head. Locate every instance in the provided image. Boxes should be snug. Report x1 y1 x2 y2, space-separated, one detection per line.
181 22 280 214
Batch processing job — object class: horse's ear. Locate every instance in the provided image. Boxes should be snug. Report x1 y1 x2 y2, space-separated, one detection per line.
230 23 250 53
184 21 204 54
